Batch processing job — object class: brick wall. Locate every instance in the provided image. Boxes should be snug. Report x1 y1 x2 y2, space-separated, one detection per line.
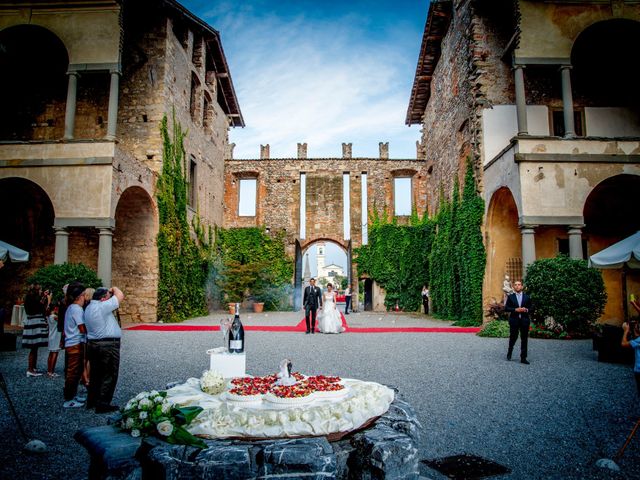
419 0 516 208
224 158 428 255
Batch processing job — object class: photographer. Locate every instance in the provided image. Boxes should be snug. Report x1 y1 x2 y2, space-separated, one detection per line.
84 286 124 413
621 321 640 395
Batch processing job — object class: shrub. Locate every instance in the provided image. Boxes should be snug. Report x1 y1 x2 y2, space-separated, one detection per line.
486 301 508 321
27 263 102 302
524 256 607 336
477 320 510 338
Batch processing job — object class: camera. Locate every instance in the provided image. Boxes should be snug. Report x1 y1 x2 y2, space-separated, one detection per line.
628 320 640 340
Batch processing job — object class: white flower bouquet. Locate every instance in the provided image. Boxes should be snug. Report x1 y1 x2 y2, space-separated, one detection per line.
200 370 225 395
118 390 207 448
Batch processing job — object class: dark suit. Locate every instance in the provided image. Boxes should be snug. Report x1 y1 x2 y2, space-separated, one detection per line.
303 285 322 333
504 291 534 361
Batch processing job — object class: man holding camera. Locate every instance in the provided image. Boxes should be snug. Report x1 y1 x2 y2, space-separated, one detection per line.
84 286 124 413
622 321 640 395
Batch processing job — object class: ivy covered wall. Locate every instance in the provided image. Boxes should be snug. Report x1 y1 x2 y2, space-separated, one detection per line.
156 114 213 323
356 161 486 324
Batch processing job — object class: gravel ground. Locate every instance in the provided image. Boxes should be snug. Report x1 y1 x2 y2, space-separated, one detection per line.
1 311 639 479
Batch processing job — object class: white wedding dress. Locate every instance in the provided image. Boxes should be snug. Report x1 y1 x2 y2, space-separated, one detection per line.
318 292 345 334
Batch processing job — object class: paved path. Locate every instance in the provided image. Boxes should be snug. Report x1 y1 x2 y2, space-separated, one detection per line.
0 311 638 479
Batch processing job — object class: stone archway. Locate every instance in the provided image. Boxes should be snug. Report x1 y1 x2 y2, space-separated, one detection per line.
484 187 521 307
295 237 350 310
0 24 69 141
112 186 158 323
584 174 640 322
0 177 55 309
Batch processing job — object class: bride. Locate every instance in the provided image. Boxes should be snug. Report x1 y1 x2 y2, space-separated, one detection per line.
318 283 345 334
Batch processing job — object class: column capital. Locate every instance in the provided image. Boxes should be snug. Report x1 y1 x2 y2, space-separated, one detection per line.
66 70 80 77
568 224 585 232
98 227 114 236
558 64 573 71
512 64 526 70
109 69 122 76
519 224 538 232
53 226 69 236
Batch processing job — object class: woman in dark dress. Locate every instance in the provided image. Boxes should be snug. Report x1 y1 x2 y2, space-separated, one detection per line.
22 284 51 376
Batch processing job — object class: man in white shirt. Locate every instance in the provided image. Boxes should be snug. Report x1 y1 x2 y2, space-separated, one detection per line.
84 286 124 413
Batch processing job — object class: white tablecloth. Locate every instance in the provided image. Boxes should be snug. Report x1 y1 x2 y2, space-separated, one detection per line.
11 305 25 326
163 377 394 439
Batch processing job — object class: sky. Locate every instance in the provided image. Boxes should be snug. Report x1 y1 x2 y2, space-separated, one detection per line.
185 0 429 159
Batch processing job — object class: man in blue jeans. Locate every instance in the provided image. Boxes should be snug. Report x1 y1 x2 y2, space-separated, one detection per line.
621 321 640 395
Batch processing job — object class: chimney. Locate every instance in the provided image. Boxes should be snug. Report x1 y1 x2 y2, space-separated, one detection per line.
260 144 270 159
379 142 389 160
342 143 352 159
297 143 307 159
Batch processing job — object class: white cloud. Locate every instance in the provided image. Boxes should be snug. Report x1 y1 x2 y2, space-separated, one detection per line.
200 4 421 159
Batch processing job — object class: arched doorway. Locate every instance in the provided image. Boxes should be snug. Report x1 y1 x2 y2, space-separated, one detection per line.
295 239 350 311
584 174 640 322
0 177 55 309
112 187 158 323
572 19 640 108
0 25 69 140
484 187 521 305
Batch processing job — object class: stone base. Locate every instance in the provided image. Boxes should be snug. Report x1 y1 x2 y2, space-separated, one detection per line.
75 395 421 480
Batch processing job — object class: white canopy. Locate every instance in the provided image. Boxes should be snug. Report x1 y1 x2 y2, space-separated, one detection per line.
0 240 30 263
589 231 640 269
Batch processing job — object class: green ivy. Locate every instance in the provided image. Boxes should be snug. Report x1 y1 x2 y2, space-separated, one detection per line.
355 210 433 311
355 159 486 323
156 113 213 323
215 227 294 311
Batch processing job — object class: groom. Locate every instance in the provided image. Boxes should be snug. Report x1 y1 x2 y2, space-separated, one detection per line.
303 278 322 334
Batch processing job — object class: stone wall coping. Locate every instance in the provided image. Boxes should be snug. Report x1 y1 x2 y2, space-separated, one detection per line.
226 157 424 162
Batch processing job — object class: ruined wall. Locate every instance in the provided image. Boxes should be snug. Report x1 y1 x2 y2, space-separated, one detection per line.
420 2 475 212
224 158 428 255
420 0 518 209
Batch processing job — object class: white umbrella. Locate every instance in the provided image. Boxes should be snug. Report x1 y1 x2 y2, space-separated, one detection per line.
589 231 640 269
0 240 29 262
589 231 640 321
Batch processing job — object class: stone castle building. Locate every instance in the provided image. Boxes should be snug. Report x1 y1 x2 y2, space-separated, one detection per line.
407 0 640 322
0 0 243 322
223 142 429 310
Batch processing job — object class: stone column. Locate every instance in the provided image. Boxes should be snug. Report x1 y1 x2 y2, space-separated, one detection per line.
63 72 79 140
568 225 584 260
520 225 537 270
379 142 389 160
97 228 113 287
53 227 70 265
560 66 576 138
260 144 270 159
106 70 121 140
514 65 528 135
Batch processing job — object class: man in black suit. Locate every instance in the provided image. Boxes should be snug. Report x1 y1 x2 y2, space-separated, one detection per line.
303 278 322 334
504 279 533 364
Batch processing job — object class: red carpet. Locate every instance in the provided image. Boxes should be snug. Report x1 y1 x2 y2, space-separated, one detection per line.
125 313 480 334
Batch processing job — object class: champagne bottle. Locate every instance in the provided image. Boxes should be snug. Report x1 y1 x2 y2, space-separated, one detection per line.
228 303 245 354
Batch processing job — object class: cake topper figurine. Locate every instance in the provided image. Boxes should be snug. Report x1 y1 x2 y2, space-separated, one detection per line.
276 358 296 386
